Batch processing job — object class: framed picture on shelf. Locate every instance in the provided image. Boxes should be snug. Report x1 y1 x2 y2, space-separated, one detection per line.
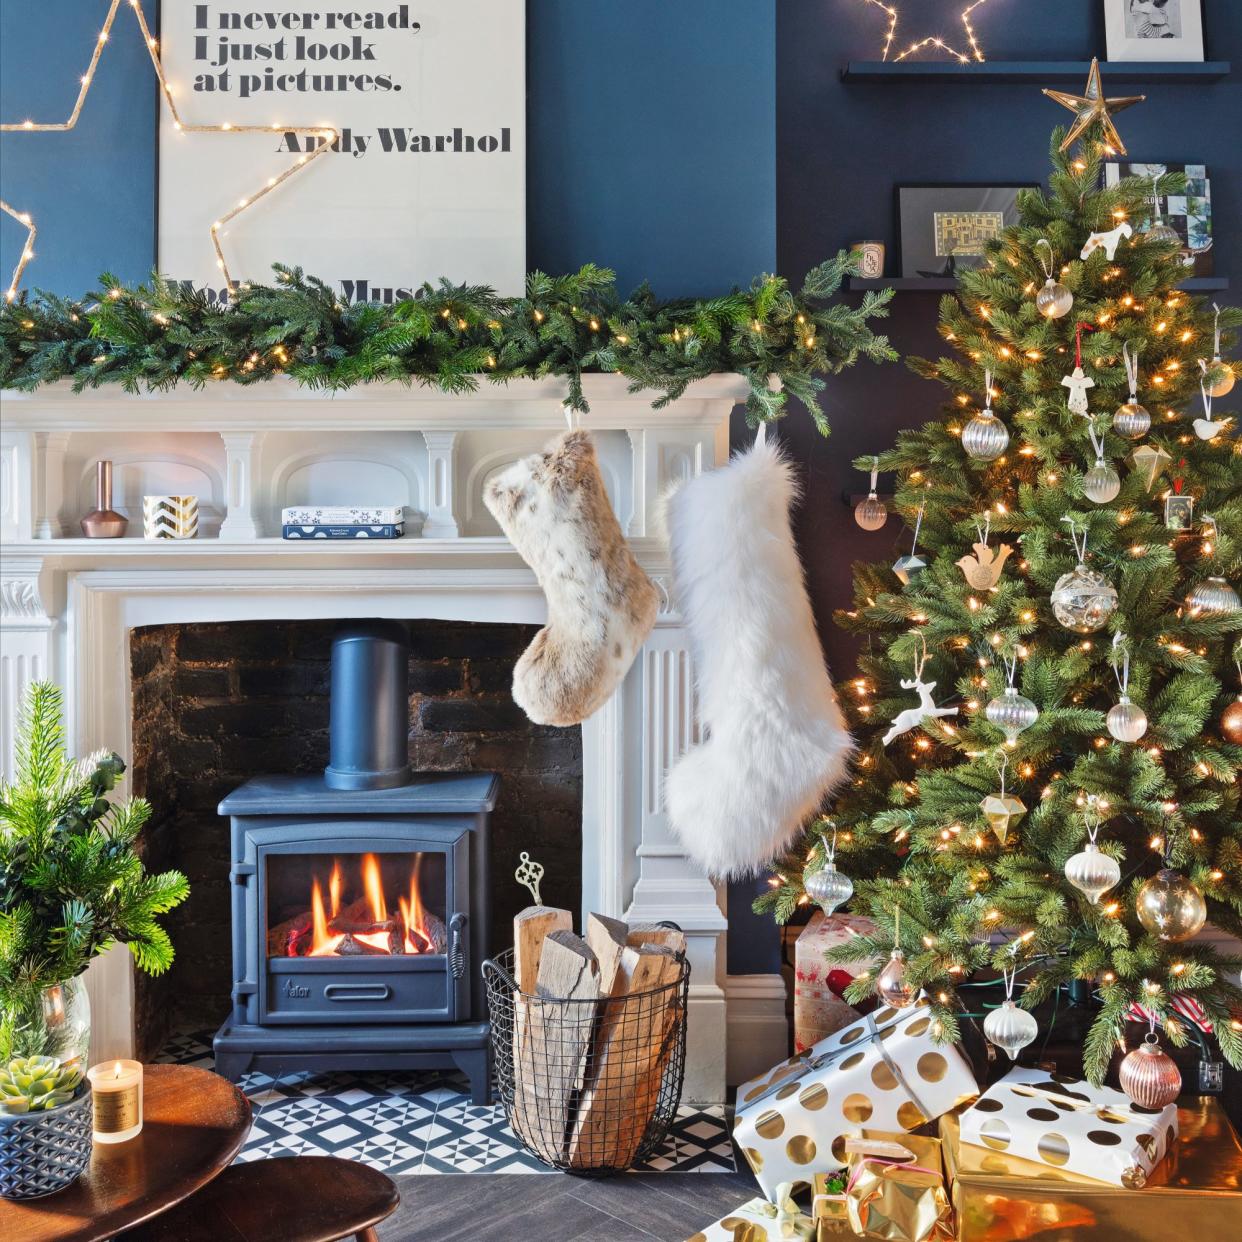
896 185 1033 280
1103 1 1205 62
1103 161 1213 274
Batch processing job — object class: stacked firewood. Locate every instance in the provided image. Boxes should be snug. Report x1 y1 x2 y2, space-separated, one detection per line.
508 906 686 1169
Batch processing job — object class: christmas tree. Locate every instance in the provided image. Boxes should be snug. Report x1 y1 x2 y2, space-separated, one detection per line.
758 74 1242 1085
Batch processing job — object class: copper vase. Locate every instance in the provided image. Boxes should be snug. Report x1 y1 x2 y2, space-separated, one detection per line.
81 460 128 538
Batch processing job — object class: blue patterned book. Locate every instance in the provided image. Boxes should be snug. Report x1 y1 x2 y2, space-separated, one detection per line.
282 524 405 540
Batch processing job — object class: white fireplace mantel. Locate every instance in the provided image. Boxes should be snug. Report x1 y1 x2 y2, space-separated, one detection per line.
0 374 786 1103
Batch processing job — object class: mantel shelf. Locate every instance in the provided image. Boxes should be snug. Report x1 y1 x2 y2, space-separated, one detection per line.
848 276 1229 293
841 60 1232 85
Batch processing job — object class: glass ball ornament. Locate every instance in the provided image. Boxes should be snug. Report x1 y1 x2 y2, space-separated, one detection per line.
855 491 888 531
1037 277 1073 319
1119 1034 1182 1110
1136 868 1207 942
1064 842 1121 904
1222 697 1242 744
1106 695 1148 743
1206 359 1235 398
1186 576 1241 618
983 999 1039 1061
1051 564 1118 632
1112 400 1151 439
1083 459 1121 505
961 411 1010 462
985 685 1039 744
804 860 854 916
875 948 917 1009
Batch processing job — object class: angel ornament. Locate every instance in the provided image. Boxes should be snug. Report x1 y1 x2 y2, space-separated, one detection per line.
882 640 959 747
957 514 1013 591
1080 221 1132 261
1062 321 1096 416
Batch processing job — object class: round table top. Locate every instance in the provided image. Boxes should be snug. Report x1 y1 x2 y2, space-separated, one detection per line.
0 1063 251 1242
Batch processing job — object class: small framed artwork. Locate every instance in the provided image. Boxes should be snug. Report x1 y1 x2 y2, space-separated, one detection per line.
896 185 1033 279
1164 495 1195 530
1104 1 1205 62
1103 162 1213 274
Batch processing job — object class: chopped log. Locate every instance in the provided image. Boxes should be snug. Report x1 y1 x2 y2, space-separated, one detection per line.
414 911 448 954
567 944 682 1168
336 933 389 956
584 913 630 999
388 916 406 956
330 916 396 936
267 911 312 957
626 923 687 957
513 907 573 994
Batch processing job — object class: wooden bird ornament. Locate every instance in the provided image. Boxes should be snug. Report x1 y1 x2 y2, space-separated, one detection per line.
958 541 1012 591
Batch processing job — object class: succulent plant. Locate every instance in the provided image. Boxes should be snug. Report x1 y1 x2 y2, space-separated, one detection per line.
0 1055 84 1115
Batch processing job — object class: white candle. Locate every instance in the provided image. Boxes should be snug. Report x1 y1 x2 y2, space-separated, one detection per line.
86 1059 143 1143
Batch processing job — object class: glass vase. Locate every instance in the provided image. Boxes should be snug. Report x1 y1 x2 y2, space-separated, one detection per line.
29 979 92 1071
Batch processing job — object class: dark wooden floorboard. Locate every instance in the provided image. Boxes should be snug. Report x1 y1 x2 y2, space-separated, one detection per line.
377 1172 759 1241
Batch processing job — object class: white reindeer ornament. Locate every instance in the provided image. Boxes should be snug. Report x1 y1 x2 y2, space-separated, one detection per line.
882 645 959 747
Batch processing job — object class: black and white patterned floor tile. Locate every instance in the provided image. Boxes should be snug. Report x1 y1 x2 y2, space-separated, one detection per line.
157 1031 735 1176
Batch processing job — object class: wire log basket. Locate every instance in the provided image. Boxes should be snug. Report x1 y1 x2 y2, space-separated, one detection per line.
483 941 690 1172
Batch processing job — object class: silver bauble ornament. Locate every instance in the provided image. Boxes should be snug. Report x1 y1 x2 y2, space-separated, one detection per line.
875 948 916 1009
1112 401 1151 439
1037 278 1073 319
804 861 854 916
962 412 1010 462
1051 564 1119 632
1136 868 1207 942
1083 459 1121 504
1106 695 1148 742
1064 841 1121 904
1146 221 1182 247
855 492 888 531
983 999 1039 1061
1186 576 1241 617
1119 1034 1182 1109
985 686 1039 743
1206 358 1235 398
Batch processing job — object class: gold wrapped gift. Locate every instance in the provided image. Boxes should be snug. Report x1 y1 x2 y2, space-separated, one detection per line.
941 1098 1242 1241
844 1131 954 1242
811 1171 852 1239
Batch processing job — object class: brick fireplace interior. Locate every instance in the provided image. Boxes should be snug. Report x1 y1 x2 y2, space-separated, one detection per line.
129 619 583 1058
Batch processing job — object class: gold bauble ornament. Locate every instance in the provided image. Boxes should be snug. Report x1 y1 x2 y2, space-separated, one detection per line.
981 794 1027 845
1119 1034 1182 1109
1206 357 1236 398
1222 697 1242 744
1135 868 1207 942
875 948 916 1009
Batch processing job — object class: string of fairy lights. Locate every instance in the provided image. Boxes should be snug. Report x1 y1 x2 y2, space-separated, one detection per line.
0 0 338 297
859 1 996 64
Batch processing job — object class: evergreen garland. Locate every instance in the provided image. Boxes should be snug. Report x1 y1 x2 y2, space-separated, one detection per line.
757 127 1242 1084
0 254 895 432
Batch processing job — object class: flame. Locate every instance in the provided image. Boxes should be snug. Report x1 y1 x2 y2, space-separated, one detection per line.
362 853 387 922
398 856 429 953
309 874 344 956
329 860 342 918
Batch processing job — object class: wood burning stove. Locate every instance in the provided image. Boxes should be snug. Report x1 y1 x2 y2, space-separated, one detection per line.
212 622 497 1103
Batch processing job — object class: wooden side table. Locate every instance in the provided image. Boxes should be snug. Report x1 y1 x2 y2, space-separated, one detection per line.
0 1064 250 1242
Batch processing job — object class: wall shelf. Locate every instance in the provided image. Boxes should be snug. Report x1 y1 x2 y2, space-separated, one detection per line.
841 61 1231 85
849 277 1229 293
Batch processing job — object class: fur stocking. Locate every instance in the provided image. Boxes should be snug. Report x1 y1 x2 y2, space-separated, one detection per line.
484 430 659 727
665 438 853 877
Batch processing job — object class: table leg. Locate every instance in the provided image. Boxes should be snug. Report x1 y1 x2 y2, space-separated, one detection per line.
355 1229 380 1242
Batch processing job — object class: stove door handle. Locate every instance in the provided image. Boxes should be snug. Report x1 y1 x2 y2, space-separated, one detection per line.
323 983 391 1002
449 913 467 979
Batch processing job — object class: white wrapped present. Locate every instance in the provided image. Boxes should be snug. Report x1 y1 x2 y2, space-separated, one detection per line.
684 1181 814 1241
958 1066 1178 1189
734 997 978 1201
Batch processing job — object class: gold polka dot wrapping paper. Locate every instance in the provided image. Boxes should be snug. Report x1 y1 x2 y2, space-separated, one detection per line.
685 1180 815 1241
733 998 979 1203
957 1065 1177 1189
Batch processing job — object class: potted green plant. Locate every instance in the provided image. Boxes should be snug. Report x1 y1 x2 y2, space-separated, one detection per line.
0 1055 93 1199
0 682 189 1069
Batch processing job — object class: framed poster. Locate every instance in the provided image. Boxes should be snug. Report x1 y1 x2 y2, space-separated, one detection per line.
158 1 526 302
1103 1 1205 62
1103 161 1213 274
896 185 1032 279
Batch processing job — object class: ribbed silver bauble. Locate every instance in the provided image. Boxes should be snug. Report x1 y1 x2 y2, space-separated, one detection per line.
855 492 888 531
985 685 1039 743
1051 564 1119 632
875 948 917 1009
1146 221 1182 247
803 861 854 916
962 411 1010 462
1136 868 1207 942
1107 695 1148 742
1083 459 1122 504
983 999 1039 1061
1186 576 1241 617
1064 841 1121 904
1037 278 1073 319
1112 401 1151 439
1119 1035 1182 1109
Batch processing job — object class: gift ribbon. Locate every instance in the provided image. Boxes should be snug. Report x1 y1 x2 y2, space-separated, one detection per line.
1005 1082 1137 1125
742 1182 815 1240
846 1155 939 1196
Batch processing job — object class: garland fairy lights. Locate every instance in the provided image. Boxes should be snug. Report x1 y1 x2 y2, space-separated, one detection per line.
860 1 997 64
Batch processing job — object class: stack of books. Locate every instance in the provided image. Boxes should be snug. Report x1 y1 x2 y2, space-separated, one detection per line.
281 506 406 540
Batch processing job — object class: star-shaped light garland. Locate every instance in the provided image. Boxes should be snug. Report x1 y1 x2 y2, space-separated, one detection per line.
860 1 998 63
0 0 338 296
1042 57 1145 156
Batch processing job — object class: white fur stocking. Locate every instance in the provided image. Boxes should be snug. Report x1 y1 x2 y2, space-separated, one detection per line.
665 438 853 877
484 430 659 727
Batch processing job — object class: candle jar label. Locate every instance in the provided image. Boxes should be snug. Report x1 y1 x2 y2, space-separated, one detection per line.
94 1085 140 1133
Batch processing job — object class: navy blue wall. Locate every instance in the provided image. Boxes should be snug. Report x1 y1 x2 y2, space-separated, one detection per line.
0 0 775 296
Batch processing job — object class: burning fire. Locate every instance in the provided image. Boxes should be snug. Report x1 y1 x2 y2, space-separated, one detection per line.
283 853 442 958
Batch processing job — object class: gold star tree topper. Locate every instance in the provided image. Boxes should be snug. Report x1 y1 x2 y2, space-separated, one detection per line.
1043 58 1145 156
